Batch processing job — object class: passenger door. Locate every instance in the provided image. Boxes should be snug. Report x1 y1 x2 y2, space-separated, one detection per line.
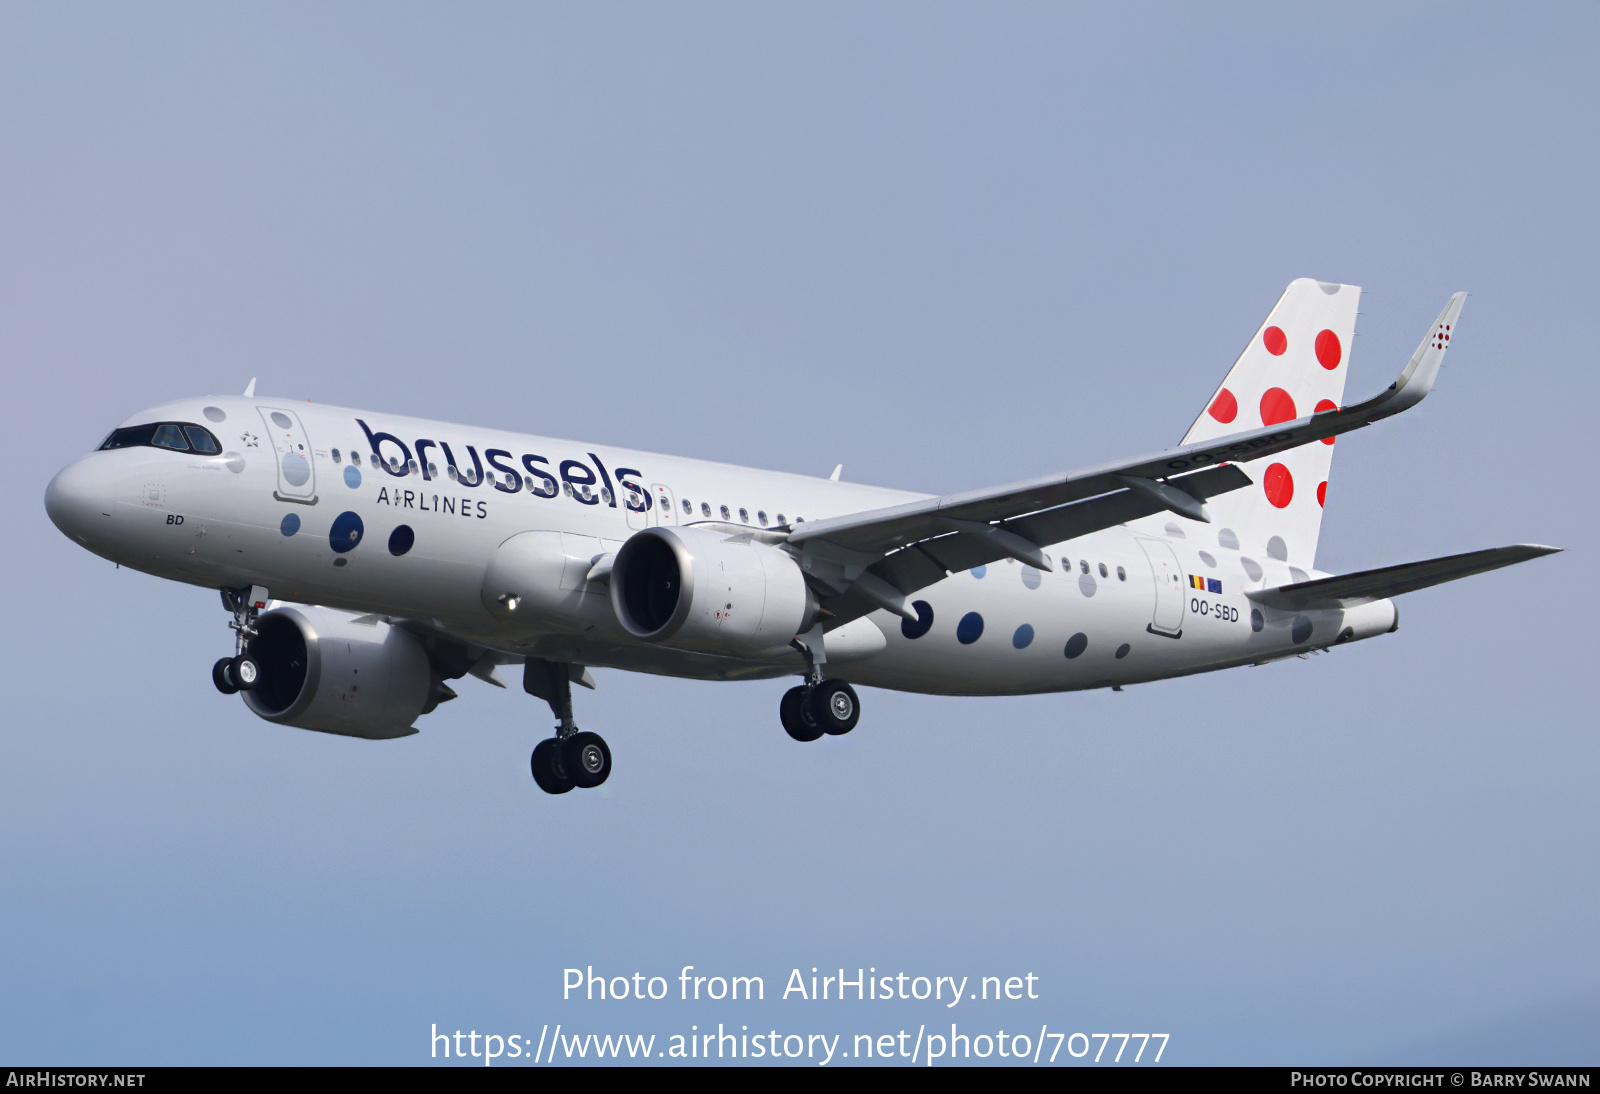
257 407 317 503
1135 536 1185 638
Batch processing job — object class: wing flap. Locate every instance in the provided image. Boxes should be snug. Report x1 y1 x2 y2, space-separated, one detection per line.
1246 544 1560 610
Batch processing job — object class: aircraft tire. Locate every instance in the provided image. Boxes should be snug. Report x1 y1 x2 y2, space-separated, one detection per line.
809 679 860 736
212 657 240 695
531 738 574 795
230 655 261 692
561 731 611 789
780 686 823 742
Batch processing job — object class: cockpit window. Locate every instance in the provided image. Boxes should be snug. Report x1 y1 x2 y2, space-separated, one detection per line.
152 424 188 450
184 426 221 454
99 422 223 455
100 424 157 450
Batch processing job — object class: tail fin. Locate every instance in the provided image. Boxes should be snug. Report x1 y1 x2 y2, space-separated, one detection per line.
1172 278 1361 570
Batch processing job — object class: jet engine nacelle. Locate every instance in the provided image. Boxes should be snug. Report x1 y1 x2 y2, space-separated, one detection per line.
242 605 433 739
611 526 818 658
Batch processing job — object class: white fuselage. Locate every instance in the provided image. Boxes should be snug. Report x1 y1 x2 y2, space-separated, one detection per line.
46 395 1394 696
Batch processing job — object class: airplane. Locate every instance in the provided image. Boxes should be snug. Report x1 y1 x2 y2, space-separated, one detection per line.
44 279 1558 794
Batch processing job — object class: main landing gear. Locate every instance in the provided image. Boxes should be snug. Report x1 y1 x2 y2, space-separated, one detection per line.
212 585 266 695
524 658 611 795
780 629 860 741
780 679 860 740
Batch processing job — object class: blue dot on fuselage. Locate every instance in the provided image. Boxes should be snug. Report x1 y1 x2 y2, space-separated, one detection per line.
329 510 364 553
1012 624 1034 649
901 600 934 640
344 465 361 488
279 513 300 537
971 565 986 579
956 612 984 645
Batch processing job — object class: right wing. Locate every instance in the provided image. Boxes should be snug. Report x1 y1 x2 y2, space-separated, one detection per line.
785 293 1468 626
1246 544 1560 611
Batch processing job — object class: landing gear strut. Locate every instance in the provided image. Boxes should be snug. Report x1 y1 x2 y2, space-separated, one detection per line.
524 658 611 795
781 626 861 740
214 585 267 694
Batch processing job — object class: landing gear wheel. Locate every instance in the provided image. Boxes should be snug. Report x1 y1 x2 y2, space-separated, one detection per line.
562 731 612 789
212 657 240 695
531 738 574 795
808 679 860 735
230 655 260 691
780 685 824 742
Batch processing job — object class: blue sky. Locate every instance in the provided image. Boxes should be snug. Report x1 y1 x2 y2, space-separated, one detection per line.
1 3 1594 1065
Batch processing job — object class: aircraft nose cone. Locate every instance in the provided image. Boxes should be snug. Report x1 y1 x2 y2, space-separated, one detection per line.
45 457 109 544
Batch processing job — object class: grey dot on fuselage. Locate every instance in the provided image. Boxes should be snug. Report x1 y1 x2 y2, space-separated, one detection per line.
1250 608 1264 632
1241 557 1263 582
1165 522 1186 539
1292 615 1313 644
1079 573 1097 597
270 411 292 429
1318 281 1341 294
281 453 311 487
1289 567 1310 583
1064 632 1088 659
1198 551 1216 568
204 406 226 422
1267 536 1289 561
1218 528 1239 550
1021 566 1041 590
1115 643 1131 659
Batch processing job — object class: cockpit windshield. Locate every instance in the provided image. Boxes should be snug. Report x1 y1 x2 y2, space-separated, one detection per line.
100 422 223 455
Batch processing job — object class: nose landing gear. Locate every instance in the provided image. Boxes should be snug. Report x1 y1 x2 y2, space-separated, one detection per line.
524 658 612 795
213 585 268 695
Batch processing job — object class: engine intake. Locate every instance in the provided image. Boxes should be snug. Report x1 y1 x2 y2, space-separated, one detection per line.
243 606 433 738
611 526 817 657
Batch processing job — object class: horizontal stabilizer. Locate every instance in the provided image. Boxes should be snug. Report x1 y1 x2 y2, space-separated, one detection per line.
1247 544 1560 610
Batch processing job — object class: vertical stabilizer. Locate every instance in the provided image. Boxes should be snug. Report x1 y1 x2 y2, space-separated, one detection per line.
1161 278 1360 572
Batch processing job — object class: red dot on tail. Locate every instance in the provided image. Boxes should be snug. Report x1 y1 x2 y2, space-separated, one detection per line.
1263 326 1287 355
1260 387 1297 426
1263 463 1294 508
1208 388 1238 423
1315 329 1342 369
1315 398 1338 444
1317 480 1327 507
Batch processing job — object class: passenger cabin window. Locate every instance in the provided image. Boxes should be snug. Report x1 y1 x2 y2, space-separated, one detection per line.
99 422 222 455
720 505 731 520
1080 560 1089 575
739 508 749 523
332 449 341 463
1098 563 1108 578
701 502 711 518
757 510 768 526
682 498 692 515
776 513 786 525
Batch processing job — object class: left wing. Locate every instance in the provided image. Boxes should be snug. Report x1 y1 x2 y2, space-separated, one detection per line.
785 293 1466 626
